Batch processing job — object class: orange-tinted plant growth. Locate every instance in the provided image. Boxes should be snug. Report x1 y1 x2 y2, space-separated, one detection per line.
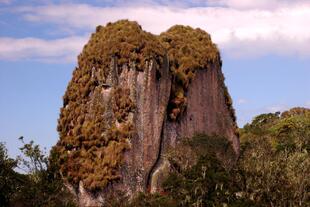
56 20 236 191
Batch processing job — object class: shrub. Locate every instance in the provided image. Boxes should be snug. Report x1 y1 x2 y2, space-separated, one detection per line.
237 108 310 206
161 134 249 206
0 138 76 207
0 142 23 206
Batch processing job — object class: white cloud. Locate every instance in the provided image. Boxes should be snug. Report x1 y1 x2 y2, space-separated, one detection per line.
207 0 310 10
2 2 310 61
14 3 310 59
0 36 87 62
237 98 247 104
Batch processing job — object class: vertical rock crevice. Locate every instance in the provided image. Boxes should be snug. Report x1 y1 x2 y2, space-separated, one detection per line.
148 66 239 192
146 115 167 192
55 20 239 206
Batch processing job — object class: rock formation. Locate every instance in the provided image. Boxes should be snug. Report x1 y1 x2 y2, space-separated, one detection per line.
54 20 239 206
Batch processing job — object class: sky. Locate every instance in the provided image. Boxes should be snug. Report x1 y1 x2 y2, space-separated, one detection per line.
0 0 310 158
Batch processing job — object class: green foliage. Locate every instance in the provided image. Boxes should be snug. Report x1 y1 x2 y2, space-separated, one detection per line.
3 107 309 206
161 134 249 207
14 137 76 207
0 142 24 206
103 191 178 207
17 136 48 174
90 134 245 207
125 108 309 206
237 108 310 206
127 192 177 207
0 139 76 207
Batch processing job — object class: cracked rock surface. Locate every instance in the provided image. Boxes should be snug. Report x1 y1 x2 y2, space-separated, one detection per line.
54 20 239 206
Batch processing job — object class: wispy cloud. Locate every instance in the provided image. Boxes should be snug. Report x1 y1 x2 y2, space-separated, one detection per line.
237 98 247 104
207 0 310 10
0 36 87 62
2 2 310 61
14 3 310 59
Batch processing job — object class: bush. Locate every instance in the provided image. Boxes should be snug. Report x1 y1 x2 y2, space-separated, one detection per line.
161 134 251 206
0 138 76 207
0 142 25 206
237 108 310 206
127 108 310 206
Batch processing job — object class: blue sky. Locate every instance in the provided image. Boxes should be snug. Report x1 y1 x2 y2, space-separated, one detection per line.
0 0 310 157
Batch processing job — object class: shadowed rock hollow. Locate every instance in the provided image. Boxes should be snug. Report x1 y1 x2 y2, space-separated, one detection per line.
54 20 239 206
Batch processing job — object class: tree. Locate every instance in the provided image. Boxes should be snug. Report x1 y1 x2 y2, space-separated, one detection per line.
0 138 76 207
12 137 76 207
127 108 310 207
0 142 25 206
238 108 310 206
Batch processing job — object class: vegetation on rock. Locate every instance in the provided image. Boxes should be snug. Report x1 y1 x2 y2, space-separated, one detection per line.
2 107 309 206
106 134 253 207
221 75 237 123
56 20 236 192
123 108 309 206
159 26 221 120
79 20 165 74
111 87 135 123
56 20 149 191
56 84 133 191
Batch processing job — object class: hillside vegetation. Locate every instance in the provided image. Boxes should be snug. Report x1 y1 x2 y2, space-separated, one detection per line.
1 107 309 206
126 107 310 206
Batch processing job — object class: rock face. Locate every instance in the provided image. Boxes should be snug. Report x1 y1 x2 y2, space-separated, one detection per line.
54 20 239 206
150 66 239 193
